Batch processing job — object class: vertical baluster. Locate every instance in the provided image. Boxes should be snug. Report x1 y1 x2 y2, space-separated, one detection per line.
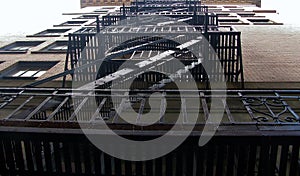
289 145 299 176
53 142 63 174
279 145 289 176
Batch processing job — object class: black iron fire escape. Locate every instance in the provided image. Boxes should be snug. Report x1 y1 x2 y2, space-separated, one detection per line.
1 1 299 176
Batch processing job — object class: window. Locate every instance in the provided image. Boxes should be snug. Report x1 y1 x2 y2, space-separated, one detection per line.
207 6 218 8
102 7 115 9
238 12 255 17
219 18 240 22
0 41 44 53
248 18 270 23
229 8 245 12
94 9 109 13
33 29 71 37
208 8 223 12
39 41 68 53
216 12 230 17
59 20 87 26
77 14 99 19
224 6 238 8
1 61 58 79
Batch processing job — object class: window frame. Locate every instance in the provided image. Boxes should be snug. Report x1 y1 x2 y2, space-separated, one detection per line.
32 41 69 54
0 61 59 80
57 20 88 27
30 29 71 37
0 41 44 54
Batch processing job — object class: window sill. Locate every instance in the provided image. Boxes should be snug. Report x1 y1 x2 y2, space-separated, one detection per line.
31 50 67 54
0 51 27 54
27 35 62 38
1 77 36 80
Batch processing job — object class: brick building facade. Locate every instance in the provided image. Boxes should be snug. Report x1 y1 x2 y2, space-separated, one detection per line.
81 0 261 8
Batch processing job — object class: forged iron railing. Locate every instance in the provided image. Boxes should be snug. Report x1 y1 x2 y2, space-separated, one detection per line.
122 0 207 13
61 1 243 88
63 27 243 88
1 88 300 175
101 13 217 27
0 131 299 175
131 0 202 6
1 88 300 127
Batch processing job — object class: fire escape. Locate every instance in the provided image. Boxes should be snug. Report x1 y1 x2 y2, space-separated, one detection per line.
0 0 299 175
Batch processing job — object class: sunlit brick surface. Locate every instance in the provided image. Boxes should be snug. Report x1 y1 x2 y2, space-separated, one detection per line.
236 25 300 83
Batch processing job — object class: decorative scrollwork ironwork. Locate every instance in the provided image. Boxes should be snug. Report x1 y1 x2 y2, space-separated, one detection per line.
242 95 300 123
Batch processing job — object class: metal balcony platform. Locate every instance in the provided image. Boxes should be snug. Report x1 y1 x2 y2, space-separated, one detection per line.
1 88 300 129
1 88 300 175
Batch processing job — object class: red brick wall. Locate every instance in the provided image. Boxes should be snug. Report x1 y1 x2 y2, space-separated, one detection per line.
203 0 261 7
81 0 131 8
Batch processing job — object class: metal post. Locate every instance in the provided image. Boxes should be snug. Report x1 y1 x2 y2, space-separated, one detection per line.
205 12 208 35
193 8 197 25
96 16 100 33
121 3 126 20
62 35 72 87
136 0 138 13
